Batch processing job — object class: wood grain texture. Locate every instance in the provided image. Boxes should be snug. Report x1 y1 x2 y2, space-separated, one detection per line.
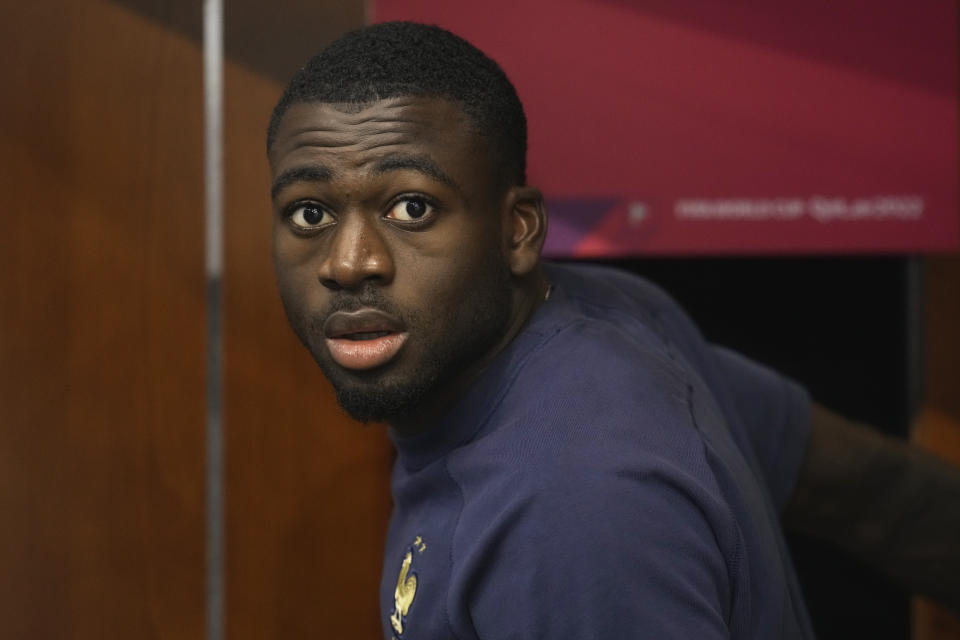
0 2 205 638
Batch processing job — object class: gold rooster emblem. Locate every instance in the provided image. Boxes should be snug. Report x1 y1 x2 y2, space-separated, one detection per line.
390 551 418 635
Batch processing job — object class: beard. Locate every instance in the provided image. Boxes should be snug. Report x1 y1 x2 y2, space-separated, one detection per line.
281 258 514 424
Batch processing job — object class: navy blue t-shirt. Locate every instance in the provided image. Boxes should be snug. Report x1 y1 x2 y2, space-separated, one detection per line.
381 263 814 639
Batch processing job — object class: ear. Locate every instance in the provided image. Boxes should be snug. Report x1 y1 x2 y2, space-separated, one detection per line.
503 186 548 277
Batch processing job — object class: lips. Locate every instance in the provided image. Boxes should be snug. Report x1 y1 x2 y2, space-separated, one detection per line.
323 308 408 371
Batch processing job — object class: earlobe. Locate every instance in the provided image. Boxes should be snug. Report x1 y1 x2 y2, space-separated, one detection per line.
505 186 547 277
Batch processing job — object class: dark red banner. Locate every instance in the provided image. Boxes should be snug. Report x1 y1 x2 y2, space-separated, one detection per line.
373 0 959 255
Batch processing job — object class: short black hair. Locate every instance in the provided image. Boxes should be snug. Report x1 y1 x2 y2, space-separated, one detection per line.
266 21 527 186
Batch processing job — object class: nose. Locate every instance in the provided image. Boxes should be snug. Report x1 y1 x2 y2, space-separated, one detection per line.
317 214 395 290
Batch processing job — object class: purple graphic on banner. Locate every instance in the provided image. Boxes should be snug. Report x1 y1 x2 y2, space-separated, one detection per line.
544 198 618 256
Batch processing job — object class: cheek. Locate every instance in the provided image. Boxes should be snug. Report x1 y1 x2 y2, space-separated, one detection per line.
403 246 507 322
273 224 316 267
273 241 322 313
409 238 496 291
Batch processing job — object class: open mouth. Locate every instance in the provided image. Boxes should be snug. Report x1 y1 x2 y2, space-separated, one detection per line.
342 331 393 341
323 309 408 371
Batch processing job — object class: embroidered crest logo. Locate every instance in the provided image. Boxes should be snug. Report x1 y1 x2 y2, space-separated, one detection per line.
390 536 427 637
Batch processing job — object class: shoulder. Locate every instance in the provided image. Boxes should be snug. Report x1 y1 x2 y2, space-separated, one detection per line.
544 261 695 332
544 261 677 309
544 261 716 372
439 270 751 636
446 268 735 501
448 316 741 575
492 285 701 467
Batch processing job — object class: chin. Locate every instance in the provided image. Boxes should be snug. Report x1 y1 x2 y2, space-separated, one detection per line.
330 375 433 424
309 350 432 423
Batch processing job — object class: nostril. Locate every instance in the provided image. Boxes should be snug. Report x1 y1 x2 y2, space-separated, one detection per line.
321 278 342 291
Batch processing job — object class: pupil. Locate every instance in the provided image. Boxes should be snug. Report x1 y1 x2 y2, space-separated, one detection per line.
405 200 426 218
303 206 322 224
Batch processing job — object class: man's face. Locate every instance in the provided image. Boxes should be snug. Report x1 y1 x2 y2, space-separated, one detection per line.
269 97 516 424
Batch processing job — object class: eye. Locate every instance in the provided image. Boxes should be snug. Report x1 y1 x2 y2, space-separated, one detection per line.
386 197 435 223
288 203 334 230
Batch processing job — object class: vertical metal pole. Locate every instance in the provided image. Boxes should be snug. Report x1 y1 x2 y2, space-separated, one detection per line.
203 1 224 639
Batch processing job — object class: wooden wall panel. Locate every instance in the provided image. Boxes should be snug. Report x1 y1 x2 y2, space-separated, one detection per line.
0 2 205 638
221 25 394 640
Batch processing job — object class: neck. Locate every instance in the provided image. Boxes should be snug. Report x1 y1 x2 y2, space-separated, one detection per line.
389 268 550 436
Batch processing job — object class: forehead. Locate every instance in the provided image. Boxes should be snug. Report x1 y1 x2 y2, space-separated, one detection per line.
268 97 486 179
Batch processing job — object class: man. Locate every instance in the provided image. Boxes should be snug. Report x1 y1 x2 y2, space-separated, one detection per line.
267 21 960 639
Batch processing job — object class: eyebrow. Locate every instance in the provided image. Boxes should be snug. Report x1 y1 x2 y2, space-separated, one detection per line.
270 153 460 201
372 154 459 192
271 165 333 200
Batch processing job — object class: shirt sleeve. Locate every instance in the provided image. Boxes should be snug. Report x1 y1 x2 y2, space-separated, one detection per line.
709 346 811 512
456 470 735 640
